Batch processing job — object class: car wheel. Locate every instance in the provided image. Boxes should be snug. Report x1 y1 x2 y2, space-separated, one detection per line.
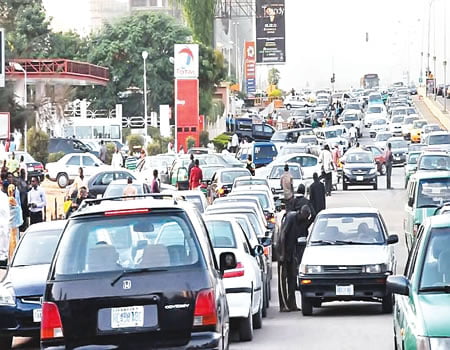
382 293 394 313
57 173 69 188
0 336 12 350
312 299 322 308
286 104 291 110
262 279 267 318
343 181 348 191
239 310 254 341
301 294 313 316
373 180 378 190
380 163 387 175
252 297 263 329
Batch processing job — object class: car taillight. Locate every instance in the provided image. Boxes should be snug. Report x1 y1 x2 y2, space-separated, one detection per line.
105 208 150 216
193 289 217 327
35 164 44 170
41 302 63 340
223 262 245 278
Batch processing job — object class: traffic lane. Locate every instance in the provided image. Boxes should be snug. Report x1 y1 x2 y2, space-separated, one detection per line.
232 167 407 350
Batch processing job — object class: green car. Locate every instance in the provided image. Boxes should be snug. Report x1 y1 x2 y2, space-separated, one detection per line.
404 171 450 251
388 215 450 350
404 151 422 189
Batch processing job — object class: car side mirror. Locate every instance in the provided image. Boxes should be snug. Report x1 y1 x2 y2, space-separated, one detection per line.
387 275 410 296
219 252 237 275
253 245 264 257
259 237 272 247
297 237 307 246
387 234 399 245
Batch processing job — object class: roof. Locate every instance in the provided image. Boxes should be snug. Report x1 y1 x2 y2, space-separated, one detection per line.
428 214 450 228
108 179 145 185
319 207 380 215
26 220 67 232
410 170 450 181
428 131 450 136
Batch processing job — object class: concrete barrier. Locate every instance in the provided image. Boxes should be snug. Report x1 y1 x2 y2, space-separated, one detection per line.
418 87 450 130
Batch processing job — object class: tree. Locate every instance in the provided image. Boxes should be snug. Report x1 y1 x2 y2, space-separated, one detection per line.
268 68 281 86
48 31 88 60
170 0 215 45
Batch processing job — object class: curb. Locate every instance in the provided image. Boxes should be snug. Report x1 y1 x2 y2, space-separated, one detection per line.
417 88 450 131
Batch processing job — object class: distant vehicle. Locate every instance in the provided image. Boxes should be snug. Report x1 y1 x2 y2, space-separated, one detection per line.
361 73 380 89
283 95 311 109
364 105 387 128
387 137 409 166
236 142 278 168
421 123 442 139
209 168 252 202
265 162 310 199
234 118 275 142
87 170 136 198
339 112 363 137
374 131 393 150
401 116 419 140
404 151 422 188
103 179 150 197
273 153 320 179
271 128 314 149
176 190 209 213
187 147 213 155
422 131 450 152
363 145 388 175
6 151 44 182
369 118 389 138
48 137 94 157
409 119 428 143
416 151 450 172
389 115 405 137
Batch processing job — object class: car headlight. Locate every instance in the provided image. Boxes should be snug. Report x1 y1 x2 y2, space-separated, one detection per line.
363 264 386 273
369 168 377 175
416 336 431 350
300 264 323 274
0 285 15 306
429 337 450 349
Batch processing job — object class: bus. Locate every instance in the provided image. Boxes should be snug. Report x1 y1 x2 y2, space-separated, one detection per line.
360 74 380 89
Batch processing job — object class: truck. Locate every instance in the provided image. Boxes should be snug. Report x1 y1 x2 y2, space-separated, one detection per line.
360 74 380 89
234 117 276 142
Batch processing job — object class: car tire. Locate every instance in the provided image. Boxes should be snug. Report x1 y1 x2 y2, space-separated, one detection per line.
373 181 378 190
252 298 263 329
262 280 267 318
0 336 12 350
382 293 394 313
312 299 322 308
380 164 387 175
301 295 313 316
57 173 69 188
239 310 254 341
286 104 291 110
343 181 348 191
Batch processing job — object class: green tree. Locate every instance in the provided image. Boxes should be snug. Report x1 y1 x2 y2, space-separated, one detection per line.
48 31 88 60
27 127 49 164
268 68 281 86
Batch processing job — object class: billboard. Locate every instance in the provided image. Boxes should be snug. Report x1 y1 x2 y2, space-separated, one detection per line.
0 112 10 139
175 79 200 151
174 44 199 79
256 0 286 64
244 41 256 94
0 28 4 88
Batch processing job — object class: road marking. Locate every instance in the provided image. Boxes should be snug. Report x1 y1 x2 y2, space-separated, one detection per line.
362 192 374 208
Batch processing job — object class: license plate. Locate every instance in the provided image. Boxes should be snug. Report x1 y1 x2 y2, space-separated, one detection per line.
33 308 42 323
356 176 364 181
395 156 401 160
336 285 354 296
111 306 144 329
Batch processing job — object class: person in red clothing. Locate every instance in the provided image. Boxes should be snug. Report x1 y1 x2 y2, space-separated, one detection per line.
189 159 203 190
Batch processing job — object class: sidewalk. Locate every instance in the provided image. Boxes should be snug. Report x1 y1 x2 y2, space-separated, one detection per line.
417 87 450 130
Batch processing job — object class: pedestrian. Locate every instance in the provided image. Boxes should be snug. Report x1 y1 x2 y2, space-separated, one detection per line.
99 140 107 163
385 142 394 189
19 155 27 182
280 164 294 211
66 186 89 218
278 204 313 312
246 155 256 176
122 177 138 197
28 176 46 225
291 184 316 220
319 145 334 196
309 172 326 214
17 169 29 232
189 159 203 190
231 132 239 153
0 182 10 266
188 154 195 178
8 184 23 260
349 125 358 147
1 160 7 179
332 144 341 169
311 118 319 129
6 152 19 176
9 136 16 152
179 145 185 155
5 172 21 206
68 167 88 199
151 169 160 193
111 146 123 168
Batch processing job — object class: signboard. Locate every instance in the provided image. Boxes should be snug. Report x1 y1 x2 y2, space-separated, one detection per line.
175 79 200 151
0 112 10 139
174 44 199 79
426 78 436 95
244 41 256 94
256 0 286 64
0 29 5 88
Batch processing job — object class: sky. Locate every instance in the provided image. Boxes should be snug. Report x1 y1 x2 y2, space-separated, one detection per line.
277 0 449 90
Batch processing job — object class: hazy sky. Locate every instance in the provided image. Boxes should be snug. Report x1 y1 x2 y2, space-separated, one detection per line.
277 0 449 90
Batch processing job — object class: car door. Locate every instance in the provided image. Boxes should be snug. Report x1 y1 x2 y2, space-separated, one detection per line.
65 155 81 179
82 155 99 177
89 172 114 197
404 179 417 250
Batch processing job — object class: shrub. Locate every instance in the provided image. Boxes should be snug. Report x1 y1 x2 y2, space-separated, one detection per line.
47 151 65 163
199 130 209 147
186 136 196 150
127 134 145 155
212 133 230 152
147 143 160 156
27 127 49 164
105 142 116 164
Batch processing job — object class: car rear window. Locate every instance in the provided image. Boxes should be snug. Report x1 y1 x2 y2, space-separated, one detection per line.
205 221 237 248
254 145 277 161
221 170 250 183
104 184 144 197
269 166 301 179
13 230 62 267
53 212 203 278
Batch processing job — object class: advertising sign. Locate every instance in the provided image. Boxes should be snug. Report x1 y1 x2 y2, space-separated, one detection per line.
0 29 5 88
256 0 286 64
0 112 10 139
174 44 199 79
244 41 256 94
175 79 200 151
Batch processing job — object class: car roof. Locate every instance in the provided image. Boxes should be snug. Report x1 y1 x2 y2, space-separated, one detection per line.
428 131 450 136
26 220 67 232
108 179 145 185
428 214 450 229
419 151 449 156
319 207 380 215
410 170 450 181
216 168 251 174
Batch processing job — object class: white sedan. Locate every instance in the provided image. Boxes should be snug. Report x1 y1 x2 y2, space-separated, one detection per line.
204 216 264 341
45 152 109 188
272 153 320 180
369 118 389 138
262 162 310 198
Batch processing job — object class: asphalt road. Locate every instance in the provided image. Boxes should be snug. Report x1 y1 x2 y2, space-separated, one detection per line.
11 98 444 350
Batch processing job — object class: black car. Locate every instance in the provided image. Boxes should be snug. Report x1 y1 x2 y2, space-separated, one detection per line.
12 151 45 182
342 150 378 190
87 170 136 198
41 195 235 350
388 137 409 165
48 138 97 157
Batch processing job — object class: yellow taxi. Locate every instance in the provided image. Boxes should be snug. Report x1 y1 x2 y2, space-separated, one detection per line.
409 119 428 143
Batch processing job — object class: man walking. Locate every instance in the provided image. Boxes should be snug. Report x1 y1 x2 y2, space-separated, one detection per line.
319 145 334 196
27 176 46 225
280 164 294 211
292 184 316 220
309 172 326 214
231 132 239 153
151 169 160 193
189 159 203 190
188 154 195 179
384 142 394 189
99 140 107 163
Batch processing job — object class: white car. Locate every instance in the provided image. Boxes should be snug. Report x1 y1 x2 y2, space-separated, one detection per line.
314 127 349 153
204 216 264 341
339 111 363 137
297 207 398 316
45 152 109 188
262 162 309 199
273 153 320 180
369 118 389 138
283 95 310 110
364 105 387 127
389 115 405 136
401 115 419 140
374 131 393 150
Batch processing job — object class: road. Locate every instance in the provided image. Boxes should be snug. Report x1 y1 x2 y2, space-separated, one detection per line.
11 98 444 350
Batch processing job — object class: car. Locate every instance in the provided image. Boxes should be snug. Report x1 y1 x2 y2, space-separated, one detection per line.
314 127 349 152
341 150 378 190
187 147 213 155
339 112 363 137
264 162 309 199
134 155 175 185
236 142 278 168
416 151 450 172
389 115 405 137
47 137 94 156
87 170 136 198
203 216 265 341
274 153 320 179
232 176 270 190
422 123 442 139
409 119 428 143
270 128 314 149
374 131 393 150
364 105 387 127
388 215 450 350
422 131 450 152
288 108 311 125
298 207 398 316
278 143 310 157
208 168 252 202
175 190 209 213
0 221 66 349
387 137 409 166
401 115 419 140
369 118 389 138
404 171 450 250
45 152 109 188
283 95 310 110
41 196 235 350
404 150 422 188
7 151 45 182
363 145 387 175
103 179 150 197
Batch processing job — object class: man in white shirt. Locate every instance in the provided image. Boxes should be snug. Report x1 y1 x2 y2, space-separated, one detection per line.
231 133 239 153
28 176 47 225
319 145 334 196
349 125 358 147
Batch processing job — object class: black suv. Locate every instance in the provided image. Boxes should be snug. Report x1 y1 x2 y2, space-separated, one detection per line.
342 150 378 190
41 195 235 350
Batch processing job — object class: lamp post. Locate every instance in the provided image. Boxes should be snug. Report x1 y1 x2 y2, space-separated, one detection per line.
427 0 436 95
433 55 437 100
11 62 27 152
444 60 447 113
142 50 149 142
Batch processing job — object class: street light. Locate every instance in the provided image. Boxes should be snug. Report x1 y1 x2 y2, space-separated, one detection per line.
433 55 437 100
10 62 27 152
444 60 447 113
142 50 149 142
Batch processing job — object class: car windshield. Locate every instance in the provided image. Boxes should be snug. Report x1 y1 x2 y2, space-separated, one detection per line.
375 133 392 141
368 106 382 113
344 114 358 121
390 140 408 149
234 179 267 187
407 153 420 165
391 116 404 123
269 166 301 179
425 125 441 133
203 166 224 180
373 119 387 125
429 134 450 145
407 108 417 115
419 228 450 290
272 131 289 141
13 229 62 267
393 109 407 116
53 212 202 278
310 213 385 244
417 178 450 208
324 130 338 138
346 104 360 110
404 117 417 125
279 146 308 156
205 220 237 248
346 153 373 163
413 121 427 129
104 184 144 197
418 156 450 171
300 137 318 144
254 145 277 160
221 170 251 184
